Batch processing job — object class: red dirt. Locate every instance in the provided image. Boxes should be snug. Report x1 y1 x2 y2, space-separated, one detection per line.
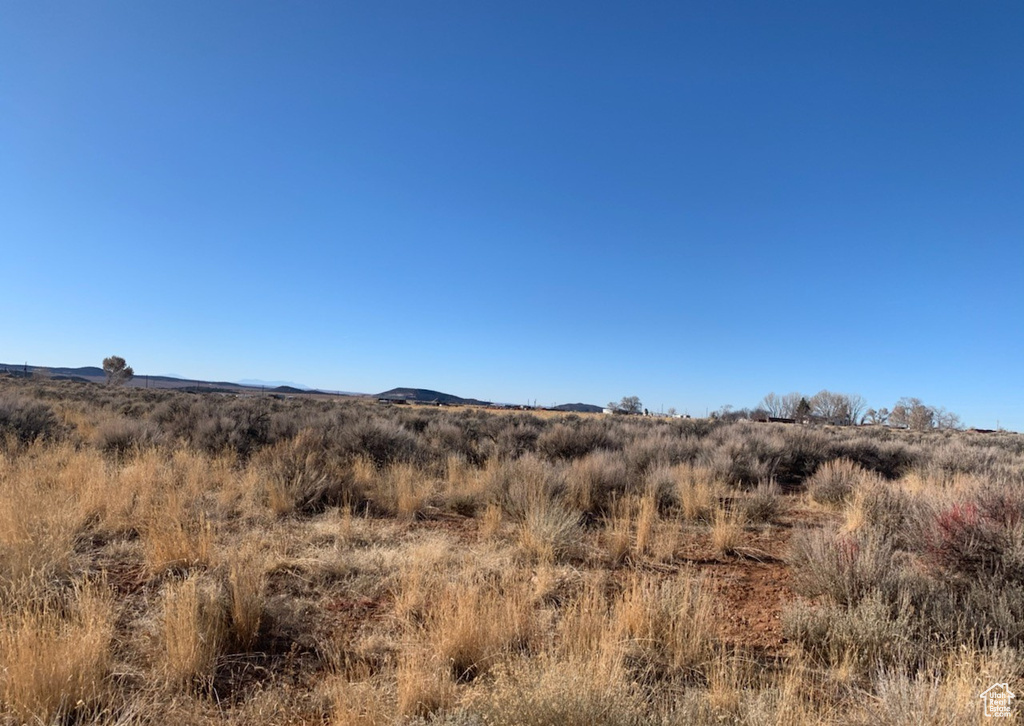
699 505 836 653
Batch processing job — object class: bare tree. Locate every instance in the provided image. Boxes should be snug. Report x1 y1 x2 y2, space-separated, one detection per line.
608 396 643 415
863 407 889 426
890 397 939 431
846 393 868 425
810 390 851 425
934 407 962 430
760 393 784 417
808 390 867 426
102 356 135 386
780 392 803 419
910 405 935 431
759 392 803 419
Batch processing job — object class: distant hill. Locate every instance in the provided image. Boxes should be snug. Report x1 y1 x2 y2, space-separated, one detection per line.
49 365 106 378
550 402 604 413
0 363 325 395
1 364 500 407
237 379 312 390
376 387 491 406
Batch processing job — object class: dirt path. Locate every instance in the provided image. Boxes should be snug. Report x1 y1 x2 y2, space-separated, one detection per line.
702 505 835 653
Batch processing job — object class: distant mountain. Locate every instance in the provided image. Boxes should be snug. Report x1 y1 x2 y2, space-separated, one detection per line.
0 364 107 382
550 402 604 413
237 379 312 390
2 364 489 406
45 366 105 378
376 387 491 406
1 364 316 394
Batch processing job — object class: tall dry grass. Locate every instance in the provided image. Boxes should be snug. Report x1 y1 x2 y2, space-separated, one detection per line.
0 583 116 724
158 574 227 692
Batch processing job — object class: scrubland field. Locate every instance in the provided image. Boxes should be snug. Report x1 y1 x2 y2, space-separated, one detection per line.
1 378 1022 725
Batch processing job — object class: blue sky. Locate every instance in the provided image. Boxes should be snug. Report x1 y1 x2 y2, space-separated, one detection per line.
2 2 1022 429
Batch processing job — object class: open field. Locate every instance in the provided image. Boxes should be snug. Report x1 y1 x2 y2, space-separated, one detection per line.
1 377 1022 724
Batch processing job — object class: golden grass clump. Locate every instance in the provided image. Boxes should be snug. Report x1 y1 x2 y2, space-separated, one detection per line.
256 429 351 516
396 646 457 719
479 502 504 541
710 506 745 557
225 545 267 651
393 538 453 624
564 450 628 514
806 457 878 506
603 490 661 565
674 464 721 522
634 489 659 556
386 462 432 520
142 505 213 575
443 453 487 515
0 584 116 724
159 575 227 691
461 652 644 726
603 498 634 566
0 445 92 593
612 572 718 678
425 576 534 684
517 500 582 564
329 674 392 726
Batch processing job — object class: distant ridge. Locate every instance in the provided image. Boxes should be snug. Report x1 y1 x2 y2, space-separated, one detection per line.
376 387 490 406
3 363 599 414
237 379 312 390
550 402 604 413
0 363 342 395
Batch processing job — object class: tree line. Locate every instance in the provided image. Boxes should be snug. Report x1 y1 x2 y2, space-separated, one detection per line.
752 390 961 431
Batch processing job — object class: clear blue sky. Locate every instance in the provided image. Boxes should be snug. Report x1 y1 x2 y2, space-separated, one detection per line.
2 2 1022 429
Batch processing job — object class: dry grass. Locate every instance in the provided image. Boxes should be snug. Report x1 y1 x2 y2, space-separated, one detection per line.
479 502 503 541
225 545 267 651
328 675 391 726
396 646 456 719
634 489 658 556
462 652 644 726
142 508 213 575
710 506 745 557
0 445 91 595
604 498 634 566
807 457 878 506
387 462 432 520
2 377 1023 724
674 464 721 522
0 583 116 724
517 499 582 564
612 572 717 678
159 575 226 691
